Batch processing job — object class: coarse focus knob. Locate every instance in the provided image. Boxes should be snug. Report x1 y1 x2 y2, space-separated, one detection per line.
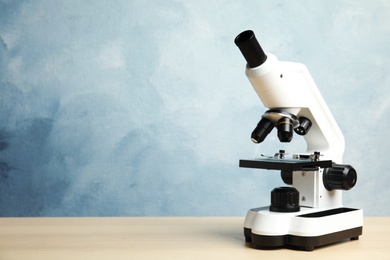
269 187 300 213
323 164 357 191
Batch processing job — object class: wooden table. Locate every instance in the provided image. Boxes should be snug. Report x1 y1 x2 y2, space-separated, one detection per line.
0 217 389 259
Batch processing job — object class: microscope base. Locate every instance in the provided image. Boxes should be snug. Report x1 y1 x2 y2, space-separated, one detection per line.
244 207 363 251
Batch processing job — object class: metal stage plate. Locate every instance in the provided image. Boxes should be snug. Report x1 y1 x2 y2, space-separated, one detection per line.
239 158 333 171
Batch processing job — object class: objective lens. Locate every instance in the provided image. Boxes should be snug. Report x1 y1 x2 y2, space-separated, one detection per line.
251 117 274 143
277 117 293 142
294 117 312 136
323 164 357 191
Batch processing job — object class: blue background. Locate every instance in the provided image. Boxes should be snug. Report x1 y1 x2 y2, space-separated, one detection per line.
1 0 389 216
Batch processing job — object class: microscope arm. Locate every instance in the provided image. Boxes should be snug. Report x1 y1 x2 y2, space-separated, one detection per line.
236 30 345 163
246 54 345 162
235 30 356 208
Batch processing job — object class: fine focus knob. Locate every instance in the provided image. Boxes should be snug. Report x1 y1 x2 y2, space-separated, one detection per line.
323 164 357 191
270 187 300 213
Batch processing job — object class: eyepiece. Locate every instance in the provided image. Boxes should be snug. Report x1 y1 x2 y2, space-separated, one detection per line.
251 117 274 143
234 30 267 68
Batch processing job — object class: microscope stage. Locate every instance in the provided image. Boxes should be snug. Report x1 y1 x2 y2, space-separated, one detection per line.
239 157 333 171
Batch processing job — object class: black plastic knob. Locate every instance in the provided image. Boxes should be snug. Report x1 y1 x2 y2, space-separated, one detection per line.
323 164 357 191
270 187 300 212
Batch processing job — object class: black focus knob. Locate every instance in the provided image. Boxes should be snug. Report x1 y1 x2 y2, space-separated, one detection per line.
323 164 357 191
270 187 300 213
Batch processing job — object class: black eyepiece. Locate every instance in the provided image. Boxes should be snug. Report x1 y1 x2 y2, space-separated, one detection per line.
234 30 267 68
251 117 274 143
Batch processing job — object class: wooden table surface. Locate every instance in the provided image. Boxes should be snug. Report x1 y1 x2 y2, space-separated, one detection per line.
0 217 389 259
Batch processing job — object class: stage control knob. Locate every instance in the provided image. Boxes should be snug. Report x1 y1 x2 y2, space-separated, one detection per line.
323 164 357 191
269 187 300 213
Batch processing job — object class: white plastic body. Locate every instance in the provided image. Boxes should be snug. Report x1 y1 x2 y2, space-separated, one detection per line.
243 53 363 242
244 207 363 237
246 53 344 208
246 53 345 161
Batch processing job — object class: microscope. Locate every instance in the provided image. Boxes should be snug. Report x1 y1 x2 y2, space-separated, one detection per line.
234 30 363 251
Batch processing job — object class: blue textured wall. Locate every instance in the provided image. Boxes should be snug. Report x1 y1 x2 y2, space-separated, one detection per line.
1 0 389 216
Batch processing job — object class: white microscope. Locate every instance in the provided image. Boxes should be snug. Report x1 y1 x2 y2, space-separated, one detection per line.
234 30 363 251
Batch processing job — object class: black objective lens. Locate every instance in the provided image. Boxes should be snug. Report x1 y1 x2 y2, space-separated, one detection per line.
294 117 312 136
277 117 293 142
234 30 267 68
251 117 274 143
